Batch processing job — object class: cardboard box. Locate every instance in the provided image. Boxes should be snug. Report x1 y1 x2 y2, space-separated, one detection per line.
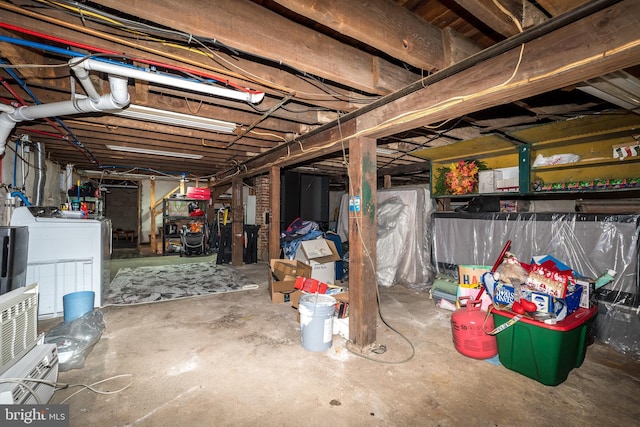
272 259 312 282
495 166 519 192
457 265 491 285
294 239 341 284
478 170 496 193
291 290 303 309
269 259 312 303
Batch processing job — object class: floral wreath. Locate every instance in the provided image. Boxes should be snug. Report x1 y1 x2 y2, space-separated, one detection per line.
435 160 482 195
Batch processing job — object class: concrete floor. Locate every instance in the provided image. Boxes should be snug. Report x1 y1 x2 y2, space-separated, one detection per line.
39 249 640 426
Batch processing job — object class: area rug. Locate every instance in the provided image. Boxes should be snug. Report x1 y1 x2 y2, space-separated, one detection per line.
105 262 259 305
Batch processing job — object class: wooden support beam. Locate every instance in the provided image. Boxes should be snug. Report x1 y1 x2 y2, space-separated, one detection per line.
453 0 547 37
211 184 232 204
214 1 640 185
93 0 419 94
272 0 446 71
269 167 281 260
231 177 244 266
357 0 640 139
535 0 588 16
442 27 482 67
348 133 378 349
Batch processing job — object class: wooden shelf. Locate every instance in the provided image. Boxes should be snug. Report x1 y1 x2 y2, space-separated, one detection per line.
414 113 640 202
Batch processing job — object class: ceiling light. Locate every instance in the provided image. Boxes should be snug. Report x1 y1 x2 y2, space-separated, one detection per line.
106 145 203 159
578 71 640 113
115 104 237 133
376 148 398 154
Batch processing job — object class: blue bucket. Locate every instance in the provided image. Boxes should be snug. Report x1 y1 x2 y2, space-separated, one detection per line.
63 291 95 323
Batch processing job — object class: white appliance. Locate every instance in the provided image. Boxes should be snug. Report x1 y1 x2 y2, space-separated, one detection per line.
0 283 39 375
10 206 111 319
0 343 58 404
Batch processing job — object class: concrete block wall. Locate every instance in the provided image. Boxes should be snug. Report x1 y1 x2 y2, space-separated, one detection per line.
105 187 138 233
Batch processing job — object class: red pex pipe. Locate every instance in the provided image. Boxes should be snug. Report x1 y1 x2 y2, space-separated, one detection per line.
0 76 68 138
16 128 67 139
0 21 263 95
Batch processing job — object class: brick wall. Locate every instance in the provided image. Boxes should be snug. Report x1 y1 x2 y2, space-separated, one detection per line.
254 174 271 261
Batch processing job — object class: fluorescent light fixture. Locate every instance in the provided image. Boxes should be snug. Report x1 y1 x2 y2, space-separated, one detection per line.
115 104 237 133
376 148 398 154
106 145 203 159
578 71 640 113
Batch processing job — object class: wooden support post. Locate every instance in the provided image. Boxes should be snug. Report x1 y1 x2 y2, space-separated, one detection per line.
149 177 156 252
348 135 378 348
383 174 391 189
231 177 244 266
269 167 281 260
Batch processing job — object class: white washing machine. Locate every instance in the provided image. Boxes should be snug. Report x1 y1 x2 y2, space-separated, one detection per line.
10 206 111 319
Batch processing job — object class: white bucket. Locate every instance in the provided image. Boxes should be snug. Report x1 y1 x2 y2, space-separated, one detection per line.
299 293 336 352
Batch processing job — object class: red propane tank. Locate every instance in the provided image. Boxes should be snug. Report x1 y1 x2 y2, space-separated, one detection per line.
451 297 498 359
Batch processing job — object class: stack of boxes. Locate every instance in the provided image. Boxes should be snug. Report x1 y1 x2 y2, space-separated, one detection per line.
268 238 349 338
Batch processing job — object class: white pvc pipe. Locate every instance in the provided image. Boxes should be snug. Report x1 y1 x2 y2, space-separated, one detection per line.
70 57 265 104
72 64 101 101
0 74 130 155
10 75 129 121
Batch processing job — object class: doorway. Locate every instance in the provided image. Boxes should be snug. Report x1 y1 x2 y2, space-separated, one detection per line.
102 179 140 256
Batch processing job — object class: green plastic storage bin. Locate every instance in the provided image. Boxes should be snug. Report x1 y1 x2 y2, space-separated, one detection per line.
491 305 598 386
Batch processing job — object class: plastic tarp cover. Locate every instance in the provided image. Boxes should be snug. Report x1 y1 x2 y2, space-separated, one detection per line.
432 212 640 358
337 186 435 291
44 309 106 371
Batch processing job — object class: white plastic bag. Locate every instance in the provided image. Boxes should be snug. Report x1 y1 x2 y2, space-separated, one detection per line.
532 153 580 167
44 309 105 371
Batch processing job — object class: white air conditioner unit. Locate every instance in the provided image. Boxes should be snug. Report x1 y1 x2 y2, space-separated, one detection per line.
0 283 39 375
0 343 58 405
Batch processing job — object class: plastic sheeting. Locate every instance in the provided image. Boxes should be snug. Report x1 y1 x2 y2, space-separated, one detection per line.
432 212 640 358
337 186 435 291
44 309 105 371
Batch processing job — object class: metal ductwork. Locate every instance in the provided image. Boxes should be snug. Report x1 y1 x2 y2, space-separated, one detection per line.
33 141 46 206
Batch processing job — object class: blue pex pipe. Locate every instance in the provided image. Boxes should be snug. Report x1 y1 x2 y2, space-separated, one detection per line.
0 35 222 85
11 191 30 206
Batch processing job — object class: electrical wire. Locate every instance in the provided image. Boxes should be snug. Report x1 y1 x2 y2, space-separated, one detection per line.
377 117 466 170
56 374 134 404
492 0 524 33
22 0 383 102
0 373 132 406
